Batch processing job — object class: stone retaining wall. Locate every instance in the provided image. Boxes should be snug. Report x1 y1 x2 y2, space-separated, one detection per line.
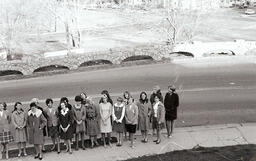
0 44 170 75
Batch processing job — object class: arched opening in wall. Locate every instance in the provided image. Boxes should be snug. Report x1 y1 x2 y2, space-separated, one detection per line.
169 51 194 58
121 55 154 63
0 70 23 76
79 59 113 67
33 65 69 73
203 50 235 57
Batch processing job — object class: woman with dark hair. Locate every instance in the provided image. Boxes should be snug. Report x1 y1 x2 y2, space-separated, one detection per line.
58 101 73 154
12 102 27 157
112 97 125 146
123 91 131 140
27 102 47 160
149 85 163 135
59 97 75 139
164 85 179 138
60 97 72 110
150 85 163 104
137 92 151 143
152 94 165 144
3 102 7 111
99 90 113 105
45 98 60 153
73 95 86 150
125 96 138 148
99 90 113 147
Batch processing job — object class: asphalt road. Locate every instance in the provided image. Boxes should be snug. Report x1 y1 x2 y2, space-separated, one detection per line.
0 62 256 127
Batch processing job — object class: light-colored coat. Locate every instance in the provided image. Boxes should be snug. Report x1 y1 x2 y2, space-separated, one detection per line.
152 102 165 124
27 109 47 145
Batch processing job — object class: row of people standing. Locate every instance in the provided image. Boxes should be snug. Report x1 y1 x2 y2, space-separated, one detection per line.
0 84 179 160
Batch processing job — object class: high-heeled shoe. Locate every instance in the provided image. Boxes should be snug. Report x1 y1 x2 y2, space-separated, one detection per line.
39 155 43 160
18 153 22 157
34 154 40 159
156 139 161 144
24 152 28 156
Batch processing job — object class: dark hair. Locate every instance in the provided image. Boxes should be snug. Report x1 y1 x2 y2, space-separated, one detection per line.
154 93 162 100
13 102 23 112
123 91 131 99
30 102 37 108
60 97 69 103
46 98 53 105
75 95 82 102
139 92 148 104
3 102 7 110
127 96 134 104
99 90 113 105
58 101 67 113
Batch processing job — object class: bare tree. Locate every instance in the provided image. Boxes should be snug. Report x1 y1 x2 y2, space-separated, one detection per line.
46 0 82 54
164 6 202 51
0 0 50 56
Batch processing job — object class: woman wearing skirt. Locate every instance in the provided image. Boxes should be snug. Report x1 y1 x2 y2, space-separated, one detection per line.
12 102 27 157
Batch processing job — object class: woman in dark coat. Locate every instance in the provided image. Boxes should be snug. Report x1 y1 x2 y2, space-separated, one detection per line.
58 101 73 154
27 102 47 160
164 85 179 138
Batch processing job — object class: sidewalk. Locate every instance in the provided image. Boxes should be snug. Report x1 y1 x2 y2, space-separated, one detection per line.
10 123 256 161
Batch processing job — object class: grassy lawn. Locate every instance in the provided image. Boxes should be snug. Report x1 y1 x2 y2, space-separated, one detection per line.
126 144 256 161
6 7 256 58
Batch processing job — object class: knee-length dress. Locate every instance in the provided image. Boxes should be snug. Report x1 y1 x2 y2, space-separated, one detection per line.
27 109 47 145
12 110 27 143
0 111 14 144
73 105 86 133
164 92 179 121
137 101 150 131
99 102 112 133
112 103 125 133
85 103 100 136
59 108 74 140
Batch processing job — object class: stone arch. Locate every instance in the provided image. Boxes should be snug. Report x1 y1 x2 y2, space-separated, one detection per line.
121 55 154 63
0 63 33 75
79 59 113 67
169 51 195 57
33 65 70 73
0 70 23 76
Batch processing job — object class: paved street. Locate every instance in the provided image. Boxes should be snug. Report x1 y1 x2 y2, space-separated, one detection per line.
9 123 256 161
0 61 256 127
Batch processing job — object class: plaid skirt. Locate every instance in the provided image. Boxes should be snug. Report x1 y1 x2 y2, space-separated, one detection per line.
0 131 14 144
